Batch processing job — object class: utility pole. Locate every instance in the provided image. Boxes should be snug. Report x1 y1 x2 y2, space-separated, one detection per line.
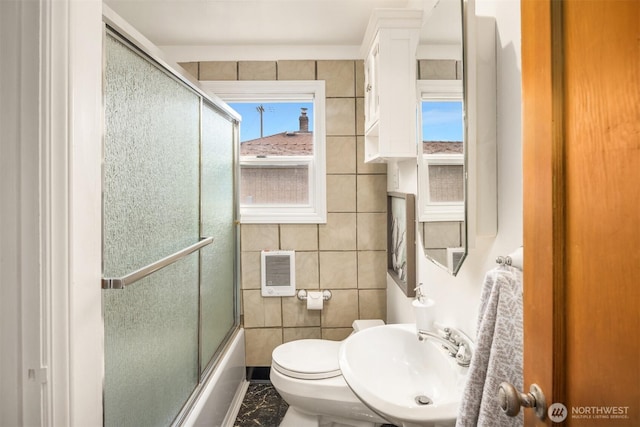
256 104 265 137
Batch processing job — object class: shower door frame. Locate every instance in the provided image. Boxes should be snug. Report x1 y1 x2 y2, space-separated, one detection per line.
102 7 242 425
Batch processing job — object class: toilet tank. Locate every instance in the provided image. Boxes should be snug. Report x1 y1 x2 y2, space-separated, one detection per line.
351 319 384 333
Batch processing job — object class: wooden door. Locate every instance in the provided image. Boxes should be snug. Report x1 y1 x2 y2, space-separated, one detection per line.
522 0 639 425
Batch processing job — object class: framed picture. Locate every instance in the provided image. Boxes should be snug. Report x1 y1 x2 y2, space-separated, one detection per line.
387 192 416 297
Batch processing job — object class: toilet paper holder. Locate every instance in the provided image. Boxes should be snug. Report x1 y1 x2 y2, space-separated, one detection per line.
297 289 332 301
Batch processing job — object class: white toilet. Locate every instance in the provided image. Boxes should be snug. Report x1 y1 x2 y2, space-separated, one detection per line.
270 320 389 427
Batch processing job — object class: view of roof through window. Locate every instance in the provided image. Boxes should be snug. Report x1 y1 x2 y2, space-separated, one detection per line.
230 102 314 156
230 101 315 207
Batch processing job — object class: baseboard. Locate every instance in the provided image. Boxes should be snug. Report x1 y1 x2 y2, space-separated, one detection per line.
246 366 271 383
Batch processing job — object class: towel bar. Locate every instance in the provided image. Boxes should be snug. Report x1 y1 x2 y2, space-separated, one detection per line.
495 256 513 266
495 247 524 270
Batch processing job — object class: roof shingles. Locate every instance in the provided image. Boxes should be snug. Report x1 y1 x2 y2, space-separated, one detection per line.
423 140 463 154
240 131 313 156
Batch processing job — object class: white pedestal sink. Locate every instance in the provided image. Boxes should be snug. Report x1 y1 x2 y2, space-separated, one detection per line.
338 324 469 427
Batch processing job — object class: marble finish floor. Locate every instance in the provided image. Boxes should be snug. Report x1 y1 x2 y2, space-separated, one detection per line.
233 381 398 427
234 382 289 427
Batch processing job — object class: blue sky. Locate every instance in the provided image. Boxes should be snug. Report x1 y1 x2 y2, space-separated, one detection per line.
421 101 464 142
230 102 313 142
230 100 463 143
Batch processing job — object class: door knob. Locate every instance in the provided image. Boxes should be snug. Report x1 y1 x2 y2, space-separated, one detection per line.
498 382 547 420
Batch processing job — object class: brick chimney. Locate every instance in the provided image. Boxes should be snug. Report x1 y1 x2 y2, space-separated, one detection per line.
299 108 309 132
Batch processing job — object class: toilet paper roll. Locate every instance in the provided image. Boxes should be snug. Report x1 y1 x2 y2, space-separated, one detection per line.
306 291 324 310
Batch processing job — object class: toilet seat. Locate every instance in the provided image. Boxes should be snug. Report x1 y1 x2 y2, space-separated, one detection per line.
272 339 342 380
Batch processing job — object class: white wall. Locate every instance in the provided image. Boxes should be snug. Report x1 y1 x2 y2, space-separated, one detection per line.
0 2 40 424
388 0 522 336
1 1 104 425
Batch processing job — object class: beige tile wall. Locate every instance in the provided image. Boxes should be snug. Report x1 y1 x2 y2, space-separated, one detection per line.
181 60 388 366
418 59 463 80
421 220 465 267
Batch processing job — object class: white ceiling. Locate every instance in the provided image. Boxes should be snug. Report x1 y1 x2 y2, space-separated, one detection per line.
104 0 462 61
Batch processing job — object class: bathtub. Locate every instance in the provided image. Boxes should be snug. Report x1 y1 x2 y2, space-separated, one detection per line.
182 328 248 427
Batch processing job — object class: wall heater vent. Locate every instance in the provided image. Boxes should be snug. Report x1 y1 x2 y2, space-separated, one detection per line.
261 250 295 297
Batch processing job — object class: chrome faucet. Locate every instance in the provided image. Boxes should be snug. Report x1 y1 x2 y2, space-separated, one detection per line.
417 325 474 367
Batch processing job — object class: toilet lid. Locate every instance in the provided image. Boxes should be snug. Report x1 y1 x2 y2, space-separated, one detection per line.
272 339 342 380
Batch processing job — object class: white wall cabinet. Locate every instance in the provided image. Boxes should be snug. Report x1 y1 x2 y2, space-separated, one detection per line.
361 9 423 163
364 41 380 131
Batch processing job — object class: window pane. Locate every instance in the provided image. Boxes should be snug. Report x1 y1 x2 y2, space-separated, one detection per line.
232 101 315 208
422 100 463 154
205 79 326 223
231 102 313 156
429 165 464 202
240 165 309 205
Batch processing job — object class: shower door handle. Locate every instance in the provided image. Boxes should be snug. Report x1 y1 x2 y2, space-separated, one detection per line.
498 382 547 420
102 236 214 289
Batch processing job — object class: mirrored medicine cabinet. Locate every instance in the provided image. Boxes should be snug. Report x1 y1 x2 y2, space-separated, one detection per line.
417 0 467 276
417 0 497 276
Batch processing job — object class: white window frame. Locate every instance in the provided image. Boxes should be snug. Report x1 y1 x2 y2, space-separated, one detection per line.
201 80 326 224
417 80 465 222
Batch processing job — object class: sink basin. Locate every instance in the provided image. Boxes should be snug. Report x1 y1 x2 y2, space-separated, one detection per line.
338 324 468 427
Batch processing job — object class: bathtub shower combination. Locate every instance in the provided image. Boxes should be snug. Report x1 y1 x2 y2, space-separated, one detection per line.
101 25 241 427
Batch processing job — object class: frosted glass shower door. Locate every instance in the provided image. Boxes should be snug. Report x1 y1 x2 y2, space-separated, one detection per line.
103 32 238 427
200 103 237 371
103 33 201 427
